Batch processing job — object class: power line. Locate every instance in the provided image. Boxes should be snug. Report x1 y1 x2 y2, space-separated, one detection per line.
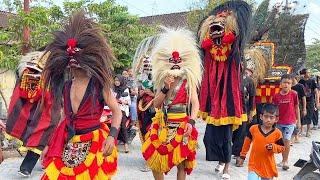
306 25 320 35
306 0 320 25
119 0 150 16
306 22 320 31
306 19 320 30
151 0 157 16
307 23 320 32
309 17 320 26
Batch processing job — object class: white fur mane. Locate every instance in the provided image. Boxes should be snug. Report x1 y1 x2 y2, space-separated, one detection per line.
151 27 202 104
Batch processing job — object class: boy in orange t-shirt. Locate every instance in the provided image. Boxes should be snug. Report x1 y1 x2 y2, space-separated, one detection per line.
239 104 285 180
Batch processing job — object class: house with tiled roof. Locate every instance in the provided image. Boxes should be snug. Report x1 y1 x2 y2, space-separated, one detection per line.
0 11 10 28
139 11 189 28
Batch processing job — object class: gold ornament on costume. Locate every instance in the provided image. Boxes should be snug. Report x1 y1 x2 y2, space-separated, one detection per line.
18 51 50 103
19 69 43 103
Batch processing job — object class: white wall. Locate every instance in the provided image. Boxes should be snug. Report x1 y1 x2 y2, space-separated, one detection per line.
0 69 16 118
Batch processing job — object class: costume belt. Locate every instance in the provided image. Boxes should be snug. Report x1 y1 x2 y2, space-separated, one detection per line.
167 104 187 113
163 104 187 123
67 116 101 141
75 124 101 135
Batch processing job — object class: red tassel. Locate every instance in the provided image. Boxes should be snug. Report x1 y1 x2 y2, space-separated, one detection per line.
191 128 198 139
41 174 49 180
153 124 159 130
67 38 77 48
79 132 93 142
177 127 184 135
73 163 86 175
158 145 169 155
67 176 76 180
102 161 112 173
88 158 99 178
222 32 236 44
168 152 174 168
187 152 196 161
171 139 179 147
104 161 116 174
57 174 69 180
90 141 99 153
201 39 213 50
54 159 65 170
143 144 156 159
150 134 158 141
180 145 189 157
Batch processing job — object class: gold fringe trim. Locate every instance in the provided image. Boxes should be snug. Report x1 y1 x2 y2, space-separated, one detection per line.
4 133 42 155
198 111 247 131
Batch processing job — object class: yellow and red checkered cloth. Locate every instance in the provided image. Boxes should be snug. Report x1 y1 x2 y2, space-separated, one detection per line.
255 84 280 104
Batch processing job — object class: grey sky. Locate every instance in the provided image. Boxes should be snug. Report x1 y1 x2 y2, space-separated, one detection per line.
8 0 320 45
113 0 320 45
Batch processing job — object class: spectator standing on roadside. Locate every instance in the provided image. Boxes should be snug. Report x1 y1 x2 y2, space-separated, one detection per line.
272 74 300 170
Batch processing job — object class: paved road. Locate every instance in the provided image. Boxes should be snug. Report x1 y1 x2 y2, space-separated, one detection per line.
0 122 319 180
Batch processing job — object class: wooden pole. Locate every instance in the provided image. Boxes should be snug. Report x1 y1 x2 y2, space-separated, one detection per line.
22 0 30 55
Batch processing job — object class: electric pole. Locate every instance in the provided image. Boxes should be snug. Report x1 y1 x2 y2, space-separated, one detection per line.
22 0 30 55
151 0 157 16
283 0 298 14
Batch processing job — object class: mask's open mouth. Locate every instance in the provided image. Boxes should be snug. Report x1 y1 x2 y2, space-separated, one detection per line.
171 65 181 70
209 21 225 45
68 59 81 68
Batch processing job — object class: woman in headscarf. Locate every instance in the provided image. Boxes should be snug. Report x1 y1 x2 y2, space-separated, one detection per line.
114 74 131 153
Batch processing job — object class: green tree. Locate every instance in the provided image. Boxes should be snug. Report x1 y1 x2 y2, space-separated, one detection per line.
0 0 154 71
252 0 270 30
306 39 320 70
0 0 64 70
0 10 61 69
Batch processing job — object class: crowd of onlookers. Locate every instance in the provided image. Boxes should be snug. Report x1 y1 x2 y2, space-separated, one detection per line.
111 68 139 153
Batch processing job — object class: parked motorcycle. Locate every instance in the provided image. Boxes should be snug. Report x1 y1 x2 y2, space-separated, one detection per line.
100 105 136 144
293 141 320 180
